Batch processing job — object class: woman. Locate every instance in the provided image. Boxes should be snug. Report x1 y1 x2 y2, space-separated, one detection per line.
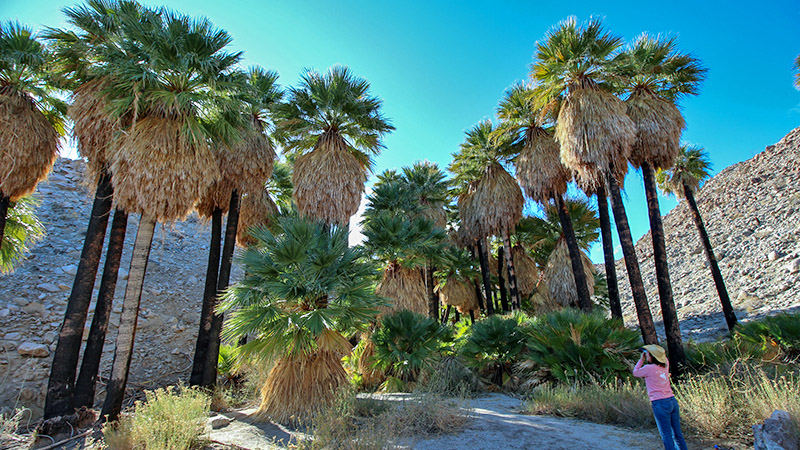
633 344 688 450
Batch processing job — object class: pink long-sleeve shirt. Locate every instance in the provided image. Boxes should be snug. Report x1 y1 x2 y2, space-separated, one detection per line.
633 359 674 401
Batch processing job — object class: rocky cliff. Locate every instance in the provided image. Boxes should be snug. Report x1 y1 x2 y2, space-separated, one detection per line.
616 127 800 341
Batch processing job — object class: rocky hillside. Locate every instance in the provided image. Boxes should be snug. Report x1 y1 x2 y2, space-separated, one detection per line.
0 159 238 418
615 127 800 341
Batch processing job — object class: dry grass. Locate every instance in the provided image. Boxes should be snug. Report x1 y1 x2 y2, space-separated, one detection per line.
293 133 366 225
626 89 684 170
70 78 119 184
0 90 59 200
102 385 210 450
555 86 634 185
542 239 595 307
376 264 428 316
108 116 220 222
516 127 571 203
1 408 33 450
254 350 350 425
469 162 524 238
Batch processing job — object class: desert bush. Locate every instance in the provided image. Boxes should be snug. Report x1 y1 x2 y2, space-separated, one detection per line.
371 310 451 384
526 381 654 429
523 309 640 383
1 409 33 449
103 385 210 450
417 355 483 397
684 339 767 373
459 315 527 386
735 313 800 361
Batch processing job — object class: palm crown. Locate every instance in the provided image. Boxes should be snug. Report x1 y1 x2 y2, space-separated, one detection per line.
516 198 599 267
448 119 517 196
275 65 394 170
656 144 712 197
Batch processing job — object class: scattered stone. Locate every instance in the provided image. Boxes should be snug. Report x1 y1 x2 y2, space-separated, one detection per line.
0 309 9 318
22 303 45 316
5 332 21 340
786 258 800 274
61 265 78 276
18 342 51 358
43 331 57 344
208 415 231 429
37 283 62 293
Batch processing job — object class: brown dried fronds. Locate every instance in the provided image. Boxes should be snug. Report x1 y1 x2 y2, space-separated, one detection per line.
0 92 59 200
516 128 571 203
293 134 365 226
253 349 349 425
626 89 685 170
70 78 118 184
236 188 278 247
376 264 427 316
108 116 219 222
543 239 595 308
437 277 479 314
555 87 635 185
513 245 539 298
357 338 385 389
470 163 524 238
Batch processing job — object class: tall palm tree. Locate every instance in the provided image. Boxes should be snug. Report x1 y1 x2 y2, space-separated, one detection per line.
191 67 281 388
97 10 240 422
450 120 524 311
531 18 657 344
496 82 593 312
275 66 393 226
42 0 143 417
0 21 64 257
657 145 737 331
219 216 379 423
619 35 706 372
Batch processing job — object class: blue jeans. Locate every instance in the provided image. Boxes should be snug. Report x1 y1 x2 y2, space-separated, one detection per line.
652 396 688 450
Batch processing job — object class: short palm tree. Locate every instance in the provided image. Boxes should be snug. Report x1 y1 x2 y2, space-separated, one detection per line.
0 196 45 274
496 82 593 312
657 145 737 331
435 244 481 322
0 21 64 256
219 216 380 423
531 18 657 344
191 67 281 388
450 120 524 311
618 34 707 371
275 66 394 226
97 10 241 422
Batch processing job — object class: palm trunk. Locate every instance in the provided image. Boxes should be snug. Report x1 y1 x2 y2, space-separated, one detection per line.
497 245 509 312
441 305 451 325
0 194 9 252
684 183 737 331
45 172 114 419
468 310 475 324
101 215 156 423
607 172 658 345
476 238 495 315
202 190 240 387
425 265 438 321
468 246 486 314
596 187 622 319
190 207 222 386
642 163 685 373
501 230 521 311
555 195 593 312
73 208 128 409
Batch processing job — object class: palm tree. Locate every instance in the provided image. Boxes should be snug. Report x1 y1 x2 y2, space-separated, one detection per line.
496 82 593 312
450 120 524 311
531 18 657 344
275 66 393 226
0 196 45 274
96 10 240 422
190 67 281 388
619 35 707 372
0 21 64 258
42 0 144 417
657 145 737 331
219 216 379 423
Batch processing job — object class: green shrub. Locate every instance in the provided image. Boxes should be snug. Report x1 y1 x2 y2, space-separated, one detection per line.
684 339 766 373
459 315 527 386
735 313 800 360
103 385 209 450
371 310 451 383
418 355 483 397
526 381 654 429
523 309 640 384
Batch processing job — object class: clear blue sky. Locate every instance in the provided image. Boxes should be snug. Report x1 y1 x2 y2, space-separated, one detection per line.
5 0 800 262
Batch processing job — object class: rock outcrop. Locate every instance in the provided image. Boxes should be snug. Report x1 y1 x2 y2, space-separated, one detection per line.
615 127 800 341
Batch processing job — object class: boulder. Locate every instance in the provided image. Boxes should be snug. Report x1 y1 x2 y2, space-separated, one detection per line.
753 410 799 450
17 342 51 358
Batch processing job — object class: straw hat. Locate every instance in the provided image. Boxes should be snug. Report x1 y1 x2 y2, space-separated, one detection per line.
641 344 667 364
